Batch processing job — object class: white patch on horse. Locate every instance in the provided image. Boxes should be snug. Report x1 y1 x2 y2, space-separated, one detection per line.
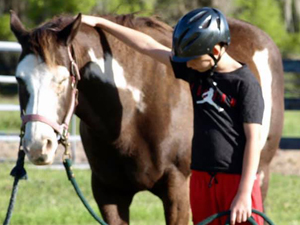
252 49 272 150
258 170 265 187
88 49 146 112
16 54 69 163
88 49 105 73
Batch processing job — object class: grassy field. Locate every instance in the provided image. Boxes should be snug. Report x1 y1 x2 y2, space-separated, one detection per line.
0 163 167 225
0 163 299 225
0 97 299 225
265 174 300 225
282 111 300 137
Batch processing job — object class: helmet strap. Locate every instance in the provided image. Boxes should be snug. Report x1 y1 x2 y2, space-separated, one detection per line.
208 53 220 77
207 52 232 108
208 44 228 76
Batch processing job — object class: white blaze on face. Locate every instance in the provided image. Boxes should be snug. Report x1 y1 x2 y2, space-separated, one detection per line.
16 54 70 165
252 48 272 150
88 49 146 112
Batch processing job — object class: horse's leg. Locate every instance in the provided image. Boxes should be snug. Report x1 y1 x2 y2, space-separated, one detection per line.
258 147 274 202
257 134 282 202
91 172 134 225
151 169 190 225
258 163 270 203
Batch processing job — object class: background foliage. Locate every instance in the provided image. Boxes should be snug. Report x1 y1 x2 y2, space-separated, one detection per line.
1 0 300 57
0 0 299 97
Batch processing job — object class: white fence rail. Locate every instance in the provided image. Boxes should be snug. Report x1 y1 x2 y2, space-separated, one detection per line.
0 41 80 156
0 41 21 52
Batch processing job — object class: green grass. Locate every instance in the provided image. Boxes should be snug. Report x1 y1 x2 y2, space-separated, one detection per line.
0 163 167 225
265 174 300 225
0 163 299 225
0 111 21 133
0 111 80 135
283 111 300 137
0 97 299 224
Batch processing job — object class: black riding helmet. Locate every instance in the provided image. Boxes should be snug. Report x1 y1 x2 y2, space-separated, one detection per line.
172 7 231 62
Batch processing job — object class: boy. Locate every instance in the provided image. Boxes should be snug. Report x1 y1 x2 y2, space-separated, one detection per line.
82 7 264 225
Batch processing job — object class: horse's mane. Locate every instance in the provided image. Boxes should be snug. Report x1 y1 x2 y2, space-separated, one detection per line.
103 14 173 34
27 16 76 66
27 14 172 66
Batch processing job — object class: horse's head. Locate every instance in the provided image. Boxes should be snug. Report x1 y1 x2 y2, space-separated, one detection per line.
10 11 82 165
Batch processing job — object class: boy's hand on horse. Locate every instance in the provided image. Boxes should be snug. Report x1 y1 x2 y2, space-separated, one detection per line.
81 15 100 27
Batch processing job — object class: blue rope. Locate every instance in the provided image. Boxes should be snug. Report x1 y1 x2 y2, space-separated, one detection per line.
3 150 27 225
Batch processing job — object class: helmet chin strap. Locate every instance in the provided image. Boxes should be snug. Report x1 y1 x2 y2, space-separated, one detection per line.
208 53 220 76
206 52 232 107
208 44 228 75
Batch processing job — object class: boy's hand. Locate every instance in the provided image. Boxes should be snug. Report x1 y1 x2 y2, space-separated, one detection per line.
230 192 252 224
81 15 99 27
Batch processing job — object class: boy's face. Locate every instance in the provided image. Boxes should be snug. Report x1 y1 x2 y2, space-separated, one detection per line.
186 44 224 72
186 54 213 72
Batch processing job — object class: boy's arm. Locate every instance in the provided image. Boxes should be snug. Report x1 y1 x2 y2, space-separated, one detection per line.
230 123 262 225
81 15 172 67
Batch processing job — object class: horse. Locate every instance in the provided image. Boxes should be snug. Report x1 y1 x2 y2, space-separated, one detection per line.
10 11 284 225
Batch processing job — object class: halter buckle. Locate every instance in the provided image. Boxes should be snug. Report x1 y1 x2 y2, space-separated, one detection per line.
61 136 72 162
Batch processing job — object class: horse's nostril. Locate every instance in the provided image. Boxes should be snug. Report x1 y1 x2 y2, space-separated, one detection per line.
37 155 47 163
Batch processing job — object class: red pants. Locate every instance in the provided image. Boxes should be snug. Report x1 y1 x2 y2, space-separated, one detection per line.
190 170 264 225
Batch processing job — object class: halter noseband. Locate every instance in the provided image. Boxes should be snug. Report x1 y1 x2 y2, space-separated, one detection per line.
21 45 80 144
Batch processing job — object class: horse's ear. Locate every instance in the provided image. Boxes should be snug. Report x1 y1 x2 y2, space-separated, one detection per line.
58 13 82 46
10 10 29 45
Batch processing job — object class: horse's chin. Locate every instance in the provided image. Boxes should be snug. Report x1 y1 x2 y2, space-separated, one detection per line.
27 153 55 165
32 160 53 166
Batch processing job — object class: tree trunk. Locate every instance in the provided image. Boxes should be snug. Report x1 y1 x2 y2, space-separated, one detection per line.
294 0 300 32
284 0 300 33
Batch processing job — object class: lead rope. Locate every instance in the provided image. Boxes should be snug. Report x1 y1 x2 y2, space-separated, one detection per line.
61 46 109 225
3 132 27 225
61 139 109 225
2 133 109 225
196 209 276 225
60 46 109 225
2 130 109 225
62 155 109 225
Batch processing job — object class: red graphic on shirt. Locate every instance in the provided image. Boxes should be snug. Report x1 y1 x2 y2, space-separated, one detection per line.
191 83 237 110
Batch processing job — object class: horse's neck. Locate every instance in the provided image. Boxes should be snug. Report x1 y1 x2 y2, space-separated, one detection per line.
76 57 122 118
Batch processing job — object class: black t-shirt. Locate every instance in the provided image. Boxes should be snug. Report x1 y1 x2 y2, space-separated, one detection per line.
171 60 264 174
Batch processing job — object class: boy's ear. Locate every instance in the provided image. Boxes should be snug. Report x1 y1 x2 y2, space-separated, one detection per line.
212 45 221 56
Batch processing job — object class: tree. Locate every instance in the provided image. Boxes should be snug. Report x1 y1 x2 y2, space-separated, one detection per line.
0 0 98 37
233 0 287 49
26 0 97 26
283 0 300 33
